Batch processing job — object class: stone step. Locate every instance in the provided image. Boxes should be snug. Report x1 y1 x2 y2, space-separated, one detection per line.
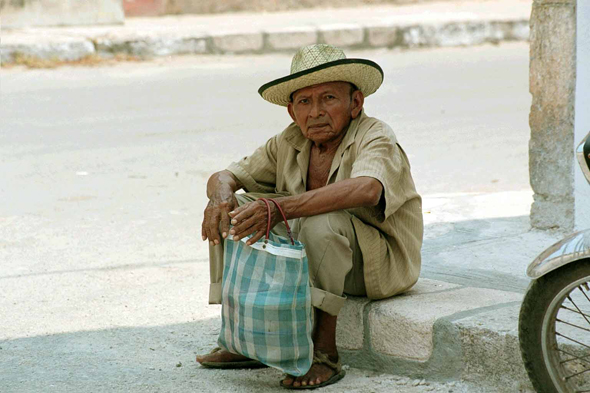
336 278 533 392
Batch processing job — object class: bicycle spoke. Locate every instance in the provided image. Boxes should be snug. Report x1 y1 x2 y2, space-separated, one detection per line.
558 348 590 365
561 305 590 319
556 332 590 351
579 286 590 307
566 366 590 380
568 296 590 327
558 318 590 334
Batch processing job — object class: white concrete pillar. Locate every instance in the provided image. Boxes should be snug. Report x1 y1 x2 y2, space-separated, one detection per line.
529 0 577 231
575 0 590 230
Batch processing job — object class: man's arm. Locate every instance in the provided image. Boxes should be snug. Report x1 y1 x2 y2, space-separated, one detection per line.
228 177 382 245
277 177 382 219
206 170 243 200
202 170 243 246
204 131 282 245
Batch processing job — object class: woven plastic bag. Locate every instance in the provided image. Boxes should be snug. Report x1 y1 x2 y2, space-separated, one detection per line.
218 198 313 376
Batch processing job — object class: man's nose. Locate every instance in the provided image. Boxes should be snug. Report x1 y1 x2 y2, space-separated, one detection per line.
309 100 324 118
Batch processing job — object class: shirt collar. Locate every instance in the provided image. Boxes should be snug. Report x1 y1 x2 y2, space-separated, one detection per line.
339 109 365 152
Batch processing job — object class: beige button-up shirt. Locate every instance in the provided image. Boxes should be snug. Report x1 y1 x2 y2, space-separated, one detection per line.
227 111 423 299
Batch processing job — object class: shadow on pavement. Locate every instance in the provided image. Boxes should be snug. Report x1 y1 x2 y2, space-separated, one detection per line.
0 317 289 393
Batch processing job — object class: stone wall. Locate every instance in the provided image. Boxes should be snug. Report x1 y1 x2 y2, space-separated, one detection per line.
1 0 124 28
124 0 476 16
529 0 577 231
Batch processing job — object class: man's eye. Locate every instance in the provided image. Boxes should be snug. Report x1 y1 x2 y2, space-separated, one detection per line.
298 99 308 104
326 95 335 100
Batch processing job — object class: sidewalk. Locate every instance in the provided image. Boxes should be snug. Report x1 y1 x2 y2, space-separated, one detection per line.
1 0 531 65
0 189 561 392
337 191 563 392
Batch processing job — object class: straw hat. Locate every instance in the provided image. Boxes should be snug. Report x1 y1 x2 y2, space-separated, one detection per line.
258 44 384 107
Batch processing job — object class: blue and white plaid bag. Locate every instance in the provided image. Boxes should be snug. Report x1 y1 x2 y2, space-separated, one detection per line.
218 198 313 377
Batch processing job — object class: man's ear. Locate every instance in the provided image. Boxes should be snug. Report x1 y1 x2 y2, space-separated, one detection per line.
287 102 297 123
350 90 364 119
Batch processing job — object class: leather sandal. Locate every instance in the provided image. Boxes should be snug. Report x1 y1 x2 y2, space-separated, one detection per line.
280 350 346 390
198 347 268 369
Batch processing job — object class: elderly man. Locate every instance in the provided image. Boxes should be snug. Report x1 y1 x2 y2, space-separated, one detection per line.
197 44 423 389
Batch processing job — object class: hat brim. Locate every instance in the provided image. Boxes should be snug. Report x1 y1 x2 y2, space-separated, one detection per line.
258 59 384 107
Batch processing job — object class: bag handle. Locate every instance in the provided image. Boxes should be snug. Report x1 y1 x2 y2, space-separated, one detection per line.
258 198 272 241
259 198 295 246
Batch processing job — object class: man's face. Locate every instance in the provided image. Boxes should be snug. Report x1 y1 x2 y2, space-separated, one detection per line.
287 81 364 145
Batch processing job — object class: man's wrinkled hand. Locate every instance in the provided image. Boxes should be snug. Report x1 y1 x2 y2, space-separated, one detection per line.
228 200 281 246
201 197 237 246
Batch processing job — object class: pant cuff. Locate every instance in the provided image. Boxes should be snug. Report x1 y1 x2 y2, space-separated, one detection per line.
310 287 346 316
209 283 222 304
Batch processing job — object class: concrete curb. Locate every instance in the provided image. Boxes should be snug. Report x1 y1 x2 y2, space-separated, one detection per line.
0 19 529 65
336 279 534 392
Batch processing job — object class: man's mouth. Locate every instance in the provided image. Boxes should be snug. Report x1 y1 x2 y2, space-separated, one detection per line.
309 123 328 129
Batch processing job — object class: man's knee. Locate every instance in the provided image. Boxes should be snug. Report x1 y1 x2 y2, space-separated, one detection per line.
297 211 357 281
297 211 354 243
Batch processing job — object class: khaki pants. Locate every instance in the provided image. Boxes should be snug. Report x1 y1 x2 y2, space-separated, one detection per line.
208 192 366 316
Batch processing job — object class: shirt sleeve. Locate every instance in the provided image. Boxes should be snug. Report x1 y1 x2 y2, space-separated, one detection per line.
350 123 409 220
226 133 279 193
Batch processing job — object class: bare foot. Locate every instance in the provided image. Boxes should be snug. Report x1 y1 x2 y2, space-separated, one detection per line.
281 356 338 387
196 348 251 364
282 309 341 387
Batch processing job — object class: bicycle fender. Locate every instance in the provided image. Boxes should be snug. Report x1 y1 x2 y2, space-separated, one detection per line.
527 229 590 279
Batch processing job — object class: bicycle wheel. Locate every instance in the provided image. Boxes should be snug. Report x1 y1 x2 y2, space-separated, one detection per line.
520 260 590 393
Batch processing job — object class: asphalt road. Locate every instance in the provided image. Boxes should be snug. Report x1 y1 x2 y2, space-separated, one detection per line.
0 43 532 392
